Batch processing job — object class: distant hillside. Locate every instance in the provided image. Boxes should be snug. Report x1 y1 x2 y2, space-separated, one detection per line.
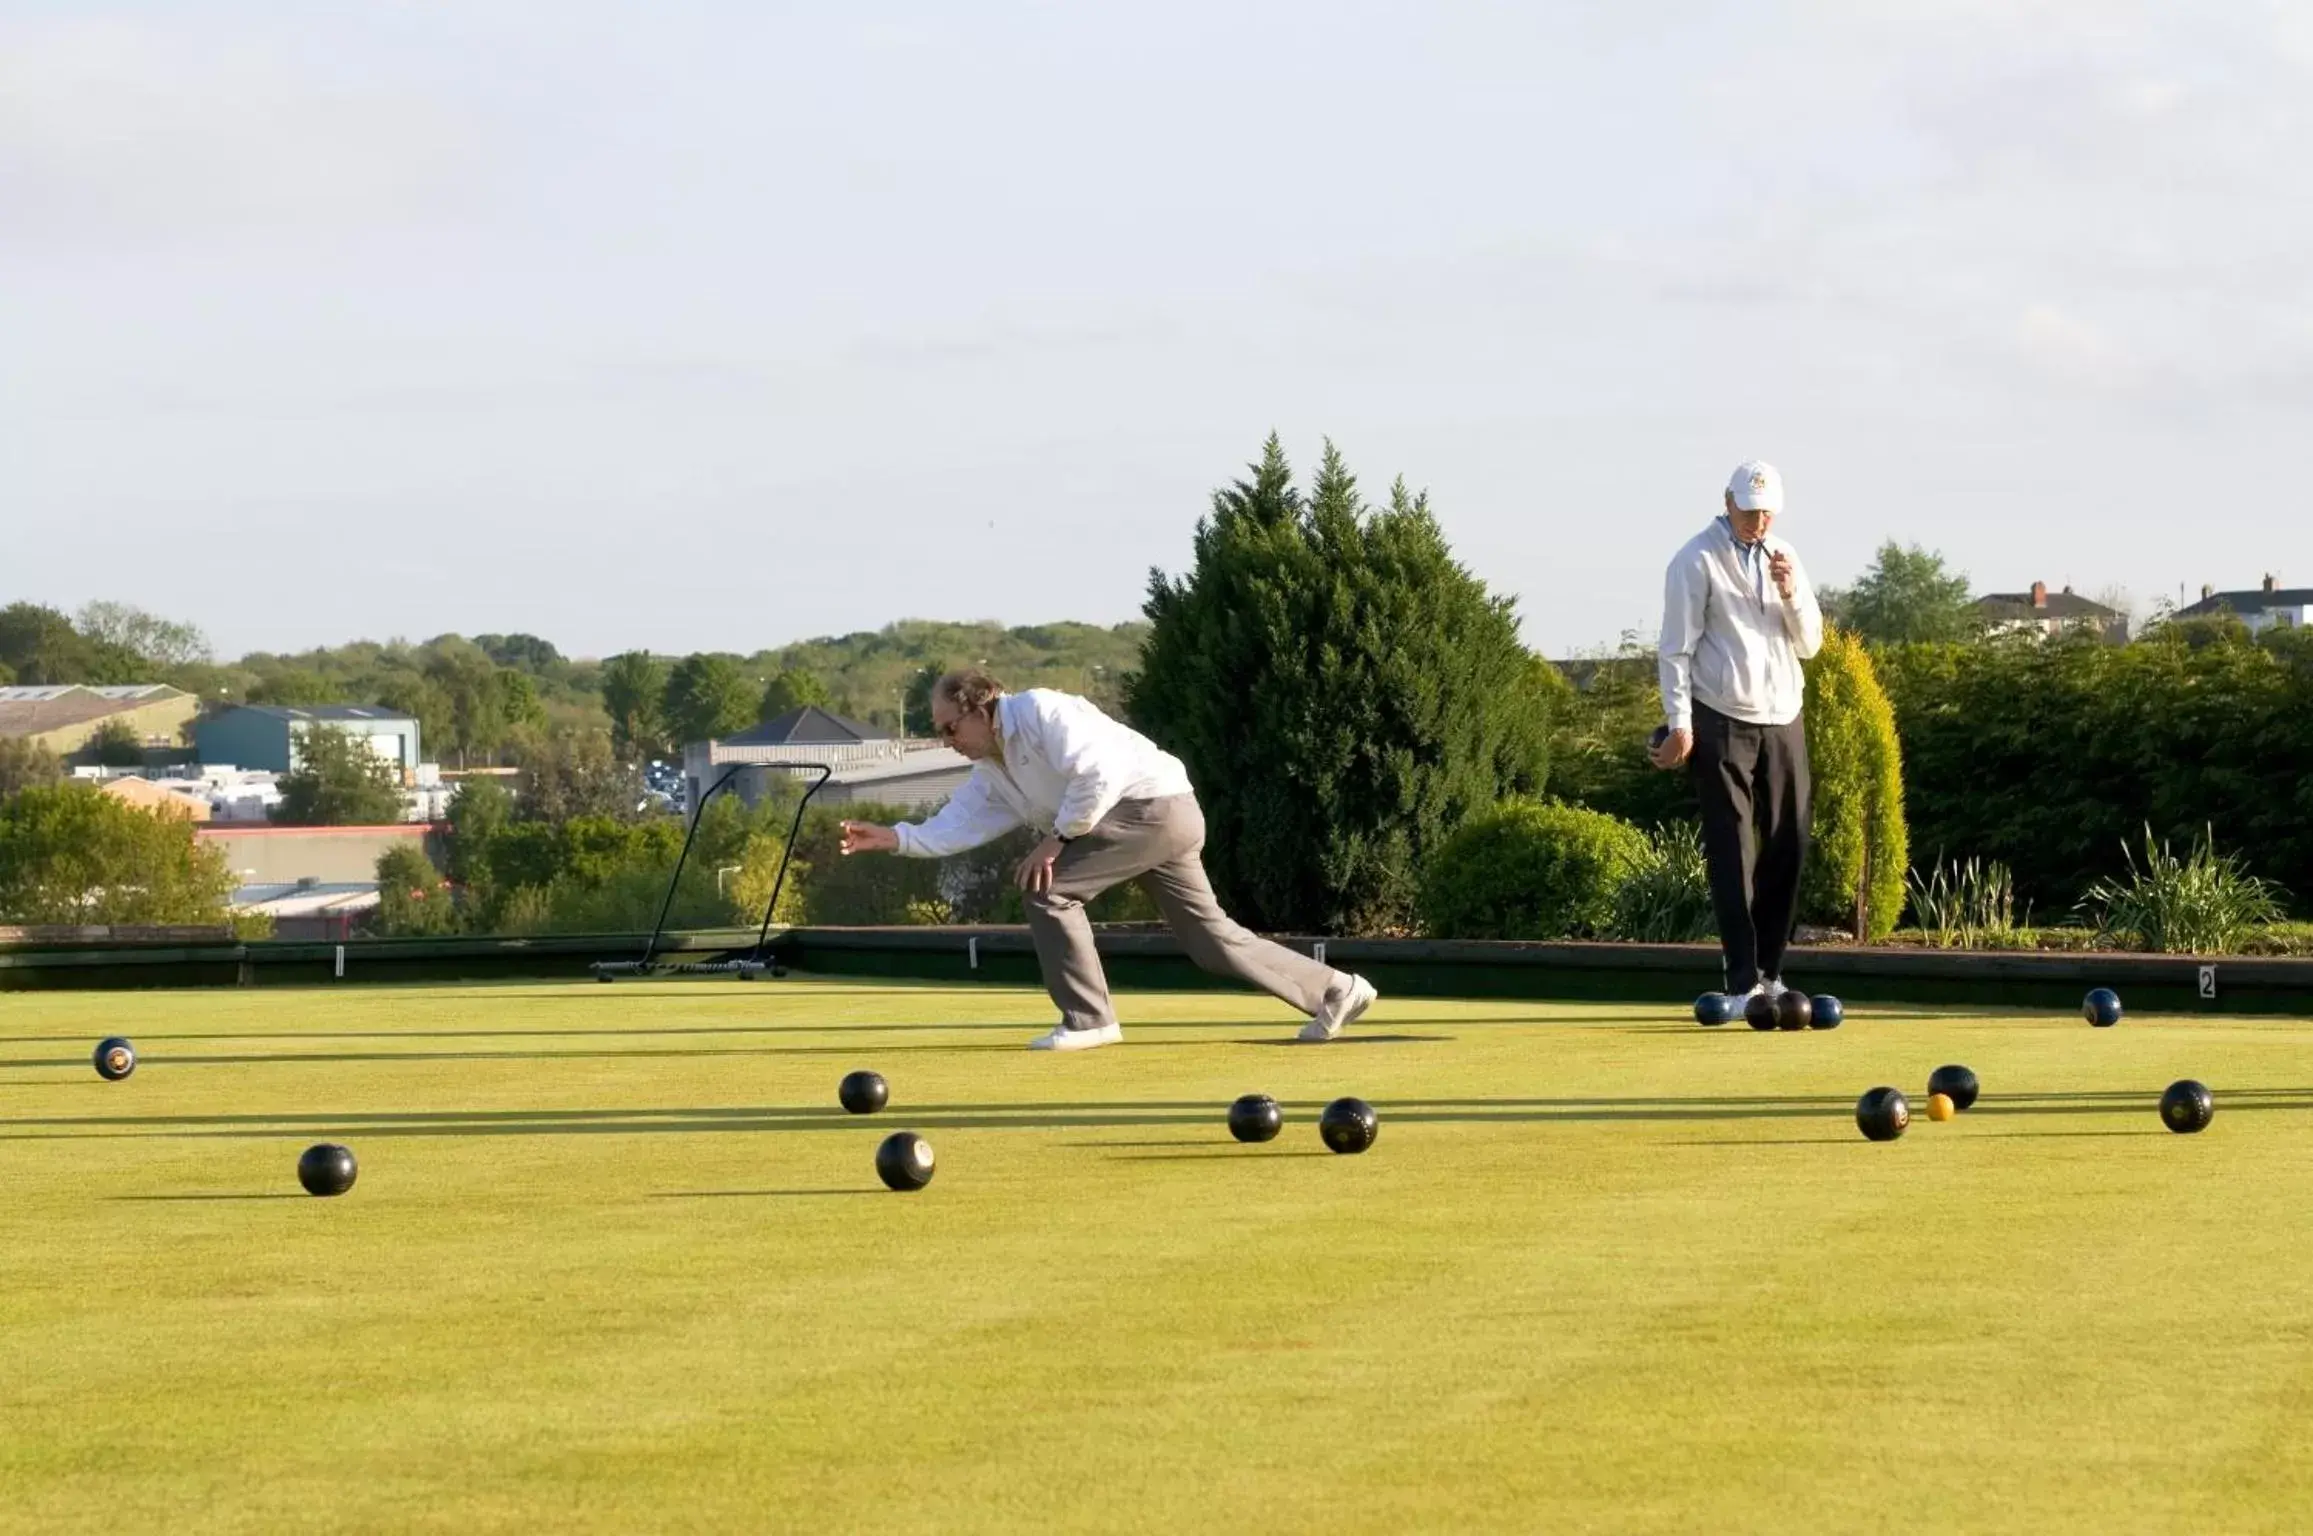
2 597 1152 755
210 620 1150 735
747 620 1149 729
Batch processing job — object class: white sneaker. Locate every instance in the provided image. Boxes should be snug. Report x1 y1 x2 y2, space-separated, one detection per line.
1028 1021 1122 1051
1298 974 1379 1042
1762 977 1788 1001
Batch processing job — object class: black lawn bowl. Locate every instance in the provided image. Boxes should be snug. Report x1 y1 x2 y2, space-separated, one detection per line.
1808 995 1844 1030
297 1143 358 1197
92 1037 137 1081
838 1070 890 1116
875 1132 937 1191
1744 992 1778 1032
1228 1093 1283 1143
1693 993 1735 1027
2160 1080 2214 1134
1926 1064 1980 1112
1318 1097 1379 1155
1773 991 1813 1031
1855 1087 1910 1142
2084 987 2124 1028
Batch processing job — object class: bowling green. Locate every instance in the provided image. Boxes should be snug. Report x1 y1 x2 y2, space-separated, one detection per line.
4 978 2311 1533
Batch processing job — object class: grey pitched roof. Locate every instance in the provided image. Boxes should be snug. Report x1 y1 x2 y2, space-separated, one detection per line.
718 705 889 746
2176 588 2313 618
0 683 190 737
1976 590 2120 619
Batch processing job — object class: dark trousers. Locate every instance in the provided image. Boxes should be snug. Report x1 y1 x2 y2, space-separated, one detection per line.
1688 702 1811 994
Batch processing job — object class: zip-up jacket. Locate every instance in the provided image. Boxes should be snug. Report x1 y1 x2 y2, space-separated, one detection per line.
892 689 1194 857
1658 517 1824 729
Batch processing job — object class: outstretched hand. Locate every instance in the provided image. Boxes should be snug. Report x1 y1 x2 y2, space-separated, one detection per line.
840 821 899 856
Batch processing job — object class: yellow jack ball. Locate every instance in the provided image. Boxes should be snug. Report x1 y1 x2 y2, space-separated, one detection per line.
1926 1092 1956 1122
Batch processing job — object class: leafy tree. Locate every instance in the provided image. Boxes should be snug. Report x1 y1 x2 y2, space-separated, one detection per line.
473 633 563 674
375 844 459 935
84 718 148 768
518 729 640 823
0 737 63 799
0 602 135 684
373 674 453 763
423 644 514 766
274 726 408 826
445 776 516 908
245 669 344 706
0 784 237 924
76 601 212 669
601 651 669 760
737 621 1147 735
901 663 944 738
1820 542 1977 646
1798 627 1910 938
1127 436 1552 933
662 653 757 745
758 667 832 722
499 670 548 732
0 659 12 685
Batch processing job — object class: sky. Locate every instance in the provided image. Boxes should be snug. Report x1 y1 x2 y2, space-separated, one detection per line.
5 1 2310 661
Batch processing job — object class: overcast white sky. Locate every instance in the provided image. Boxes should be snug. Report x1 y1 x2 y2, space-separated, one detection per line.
5 2 2309 660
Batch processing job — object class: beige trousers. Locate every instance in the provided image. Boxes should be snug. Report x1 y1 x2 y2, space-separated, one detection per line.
1025 794 1340 1032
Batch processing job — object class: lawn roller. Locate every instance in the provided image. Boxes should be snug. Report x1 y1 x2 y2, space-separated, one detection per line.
590 761 831 982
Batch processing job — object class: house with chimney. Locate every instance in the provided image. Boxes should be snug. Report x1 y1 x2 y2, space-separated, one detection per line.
2174 575 2313 635
1973 581 2128 643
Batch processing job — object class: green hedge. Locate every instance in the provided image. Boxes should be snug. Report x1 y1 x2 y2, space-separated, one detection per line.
1876 623 2313 914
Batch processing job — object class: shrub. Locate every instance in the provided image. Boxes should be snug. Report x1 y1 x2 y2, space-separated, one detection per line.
789 801 948 925
2075 825 2286 954
1800 627 1909 938
375 844 458 936
1609 822 1716 942
1905 856 2021 949
728 827 808 929
1418 800 1648 940
1546 641 1698 833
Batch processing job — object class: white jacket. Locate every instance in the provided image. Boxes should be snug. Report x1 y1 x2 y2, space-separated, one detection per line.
892 689 1194 857
1658 518 1824 729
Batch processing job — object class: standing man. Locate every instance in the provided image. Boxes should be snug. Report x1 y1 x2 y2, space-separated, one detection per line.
1651 460 1824 1001
838 668 1378 1051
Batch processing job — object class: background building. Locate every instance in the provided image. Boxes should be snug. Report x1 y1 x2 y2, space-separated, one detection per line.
0 684 200 756
2176 575 2313 634
194 705 423 781
1974 582 2128 643
684 706 971 815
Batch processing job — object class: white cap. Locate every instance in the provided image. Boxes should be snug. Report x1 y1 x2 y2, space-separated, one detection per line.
1727 460 1784 513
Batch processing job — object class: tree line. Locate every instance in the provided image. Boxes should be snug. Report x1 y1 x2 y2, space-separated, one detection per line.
7 440 2304 943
